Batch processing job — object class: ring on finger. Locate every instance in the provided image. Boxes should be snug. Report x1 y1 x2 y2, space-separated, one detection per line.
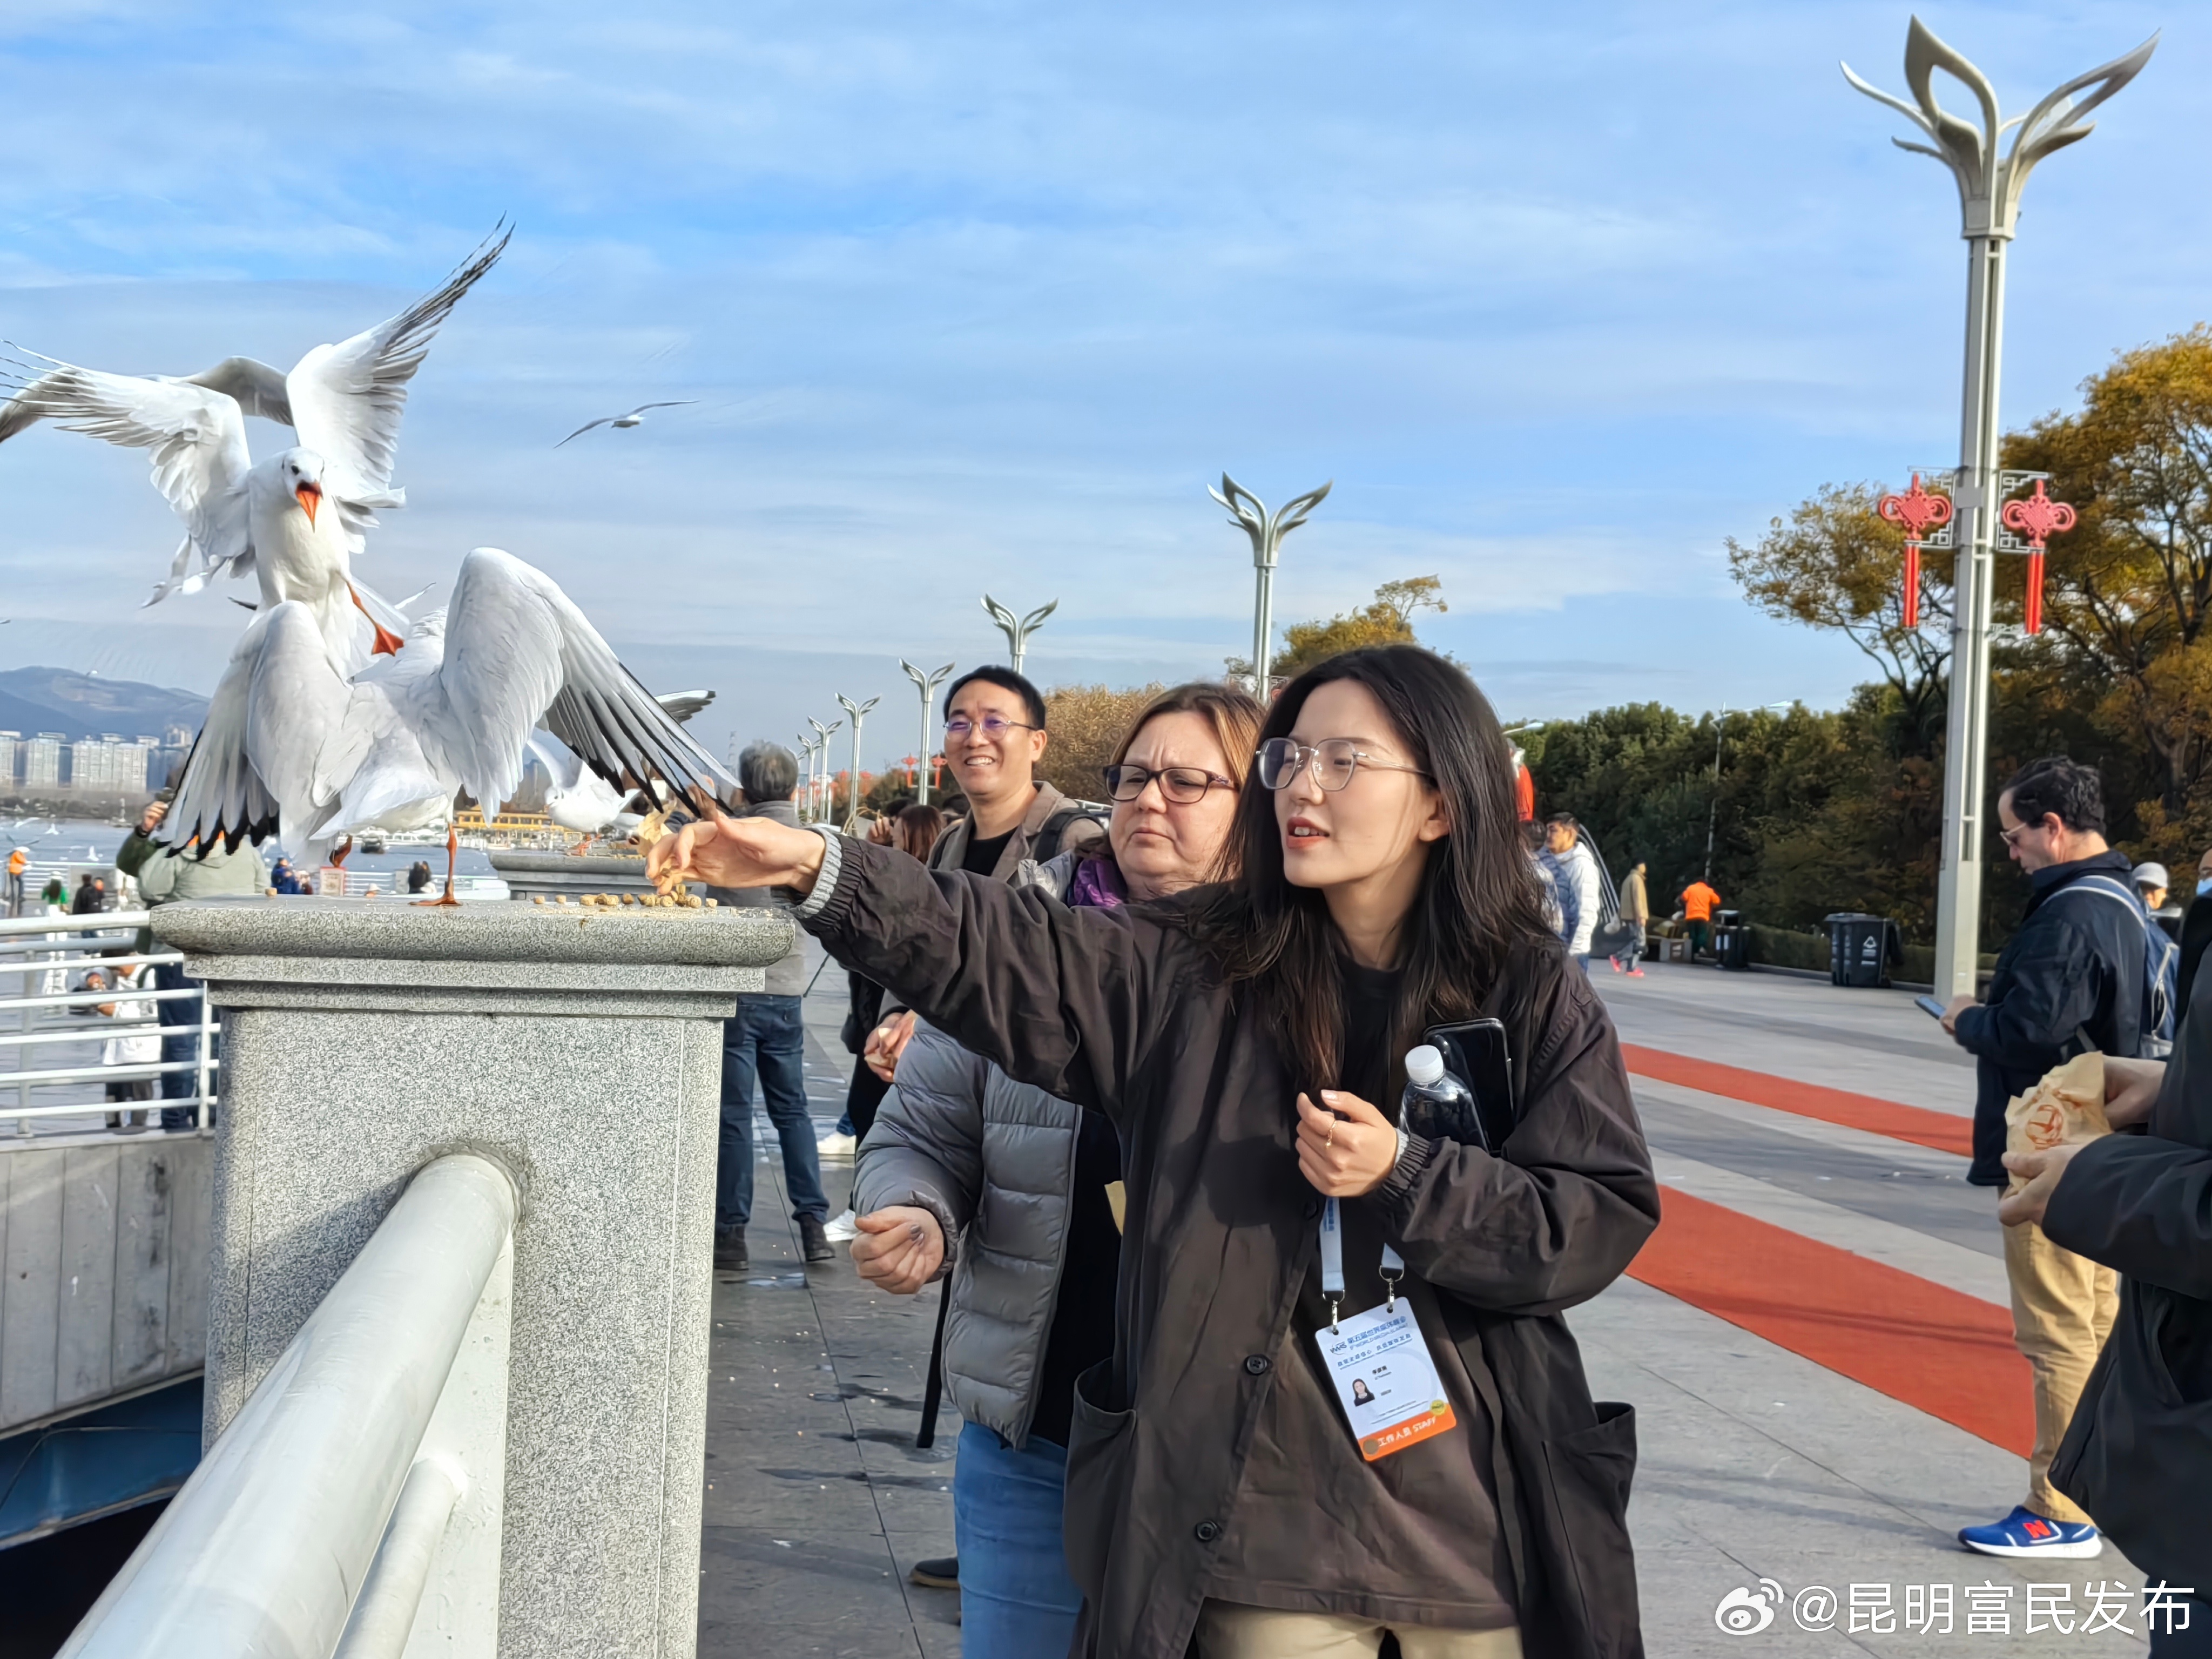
1325 1125 1334 1149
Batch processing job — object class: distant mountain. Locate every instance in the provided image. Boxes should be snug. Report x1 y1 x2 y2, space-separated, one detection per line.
0 668 208 742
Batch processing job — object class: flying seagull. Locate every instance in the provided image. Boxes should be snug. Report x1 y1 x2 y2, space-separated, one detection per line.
0 226 510 642
554 401 697 448
159 547 735 901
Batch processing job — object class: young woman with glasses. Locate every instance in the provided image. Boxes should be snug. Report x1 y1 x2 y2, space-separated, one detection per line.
651 645 1656 1659
847 683 1260 1658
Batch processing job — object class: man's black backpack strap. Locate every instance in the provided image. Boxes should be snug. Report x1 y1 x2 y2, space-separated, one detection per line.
1032 802 1109 866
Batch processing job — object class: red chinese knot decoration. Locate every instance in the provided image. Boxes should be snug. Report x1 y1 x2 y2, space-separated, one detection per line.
1876 474 1953 630
2000 479 2076 636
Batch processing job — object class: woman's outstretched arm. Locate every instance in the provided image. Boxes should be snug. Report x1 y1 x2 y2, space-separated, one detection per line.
652 808 1160 1117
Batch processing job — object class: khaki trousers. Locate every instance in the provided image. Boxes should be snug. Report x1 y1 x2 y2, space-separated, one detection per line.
2002 1217 2118 1524
1197 1601 1523 1659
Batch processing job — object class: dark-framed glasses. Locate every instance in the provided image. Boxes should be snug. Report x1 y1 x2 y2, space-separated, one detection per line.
1100 764 1235 804
943 714 1038 740
1255 737 1431 792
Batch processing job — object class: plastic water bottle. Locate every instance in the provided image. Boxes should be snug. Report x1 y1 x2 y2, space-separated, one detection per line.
1401 1044 1479 1145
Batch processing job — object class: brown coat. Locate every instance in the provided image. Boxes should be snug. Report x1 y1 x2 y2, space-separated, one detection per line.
928 779 1105 878
804 837 1659 1659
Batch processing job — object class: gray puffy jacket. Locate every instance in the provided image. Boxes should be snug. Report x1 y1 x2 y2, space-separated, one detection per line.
851 851 1091 1448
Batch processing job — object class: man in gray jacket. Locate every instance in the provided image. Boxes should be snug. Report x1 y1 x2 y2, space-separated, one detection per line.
711 742 831 1271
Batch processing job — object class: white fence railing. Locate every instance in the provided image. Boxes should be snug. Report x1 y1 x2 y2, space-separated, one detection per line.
59 1152 518 1659
0 909 215 1136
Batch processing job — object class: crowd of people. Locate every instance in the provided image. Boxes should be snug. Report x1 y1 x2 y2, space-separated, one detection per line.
673 657 2212 1658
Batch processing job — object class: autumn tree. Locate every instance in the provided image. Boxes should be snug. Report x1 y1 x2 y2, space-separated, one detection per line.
1036 683 1168 804
1226 576 1449 683
2005 326 2212 839
1725 483 1953 756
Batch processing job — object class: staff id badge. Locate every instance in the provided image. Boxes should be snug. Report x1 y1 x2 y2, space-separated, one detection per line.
1311 1199 1458 1461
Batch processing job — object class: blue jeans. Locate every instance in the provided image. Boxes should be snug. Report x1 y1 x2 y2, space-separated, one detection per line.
953 1421 1082 1659
717 995 827 1229
154 958 212 1131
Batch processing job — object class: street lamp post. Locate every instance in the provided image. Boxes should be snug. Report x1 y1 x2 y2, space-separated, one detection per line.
1846 18 2154 998
1704 704 1792 885
1210 474 1331 701
900 660 955 807
836 693 880 831
795 736 818 823
807 718 840 823
981 597 1057 678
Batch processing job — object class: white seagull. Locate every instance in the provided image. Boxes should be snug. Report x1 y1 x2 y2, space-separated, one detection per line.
158 547 734 900
527 731 643 842
0 229 509 669
526 690 706 844
554 401 697 448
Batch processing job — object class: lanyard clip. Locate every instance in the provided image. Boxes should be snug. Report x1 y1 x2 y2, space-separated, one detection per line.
1327 1296 1342 1336
1379 1266 1402 1314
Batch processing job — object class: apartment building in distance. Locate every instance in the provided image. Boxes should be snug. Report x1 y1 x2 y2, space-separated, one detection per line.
0 731 164 797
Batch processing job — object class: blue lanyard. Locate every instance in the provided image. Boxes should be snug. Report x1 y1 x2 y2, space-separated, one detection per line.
1319 1197 1404 1332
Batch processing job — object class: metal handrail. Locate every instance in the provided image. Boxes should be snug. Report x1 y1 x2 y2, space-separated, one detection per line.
0 909 215 1134
58 1152 518 1659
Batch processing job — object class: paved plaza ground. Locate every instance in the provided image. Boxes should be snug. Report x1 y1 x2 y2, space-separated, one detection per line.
700 948 2159 1658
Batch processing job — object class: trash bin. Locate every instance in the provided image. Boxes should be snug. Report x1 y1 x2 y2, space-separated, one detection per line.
1714 912 1752 972
1825 913 1897 988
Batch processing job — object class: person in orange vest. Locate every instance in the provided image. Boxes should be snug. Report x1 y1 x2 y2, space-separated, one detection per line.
1679 876 1721 960
4 847 25 918
1510 744 1535 824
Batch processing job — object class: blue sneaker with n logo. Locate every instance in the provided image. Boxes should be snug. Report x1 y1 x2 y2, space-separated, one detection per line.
1959 1505 2102 1559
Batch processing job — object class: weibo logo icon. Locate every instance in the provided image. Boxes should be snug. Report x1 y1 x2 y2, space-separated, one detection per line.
1715 1580 1783 1635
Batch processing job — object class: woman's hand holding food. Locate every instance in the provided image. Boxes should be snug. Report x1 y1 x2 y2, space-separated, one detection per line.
1295 1090 1401 1199
645 804 826 896
849 1205 945 1294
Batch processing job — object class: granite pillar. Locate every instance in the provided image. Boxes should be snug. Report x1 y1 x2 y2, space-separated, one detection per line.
153 896 795 1659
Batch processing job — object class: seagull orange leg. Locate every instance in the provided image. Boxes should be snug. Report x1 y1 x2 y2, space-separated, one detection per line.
350 585 407 657
414 826 463 908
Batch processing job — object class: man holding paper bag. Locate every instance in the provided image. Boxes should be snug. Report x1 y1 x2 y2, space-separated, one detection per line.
1943 757 2157 1560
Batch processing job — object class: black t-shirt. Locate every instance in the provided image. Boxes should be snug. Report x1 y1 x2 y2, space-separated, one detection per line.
962 828 1015 877
1029 1109 1124 1447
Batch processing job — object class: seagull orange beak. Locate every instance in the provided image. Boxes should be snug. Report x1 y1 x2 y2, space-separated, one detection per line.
350 584 405 657
295 480 322 527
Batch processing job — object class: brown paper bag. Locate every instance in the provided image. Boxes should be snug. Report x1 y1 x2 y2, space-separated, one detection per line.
2002 1051 2113 1197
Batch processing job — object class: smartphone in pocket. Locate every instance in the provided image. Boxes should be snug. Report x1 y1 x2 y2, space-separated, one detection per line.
1420 1018 1516 1152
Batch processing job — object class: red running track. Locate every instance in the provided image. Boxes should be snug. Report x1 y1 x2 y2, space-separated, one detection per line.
1615 1043 2026 1454
1628 1188 2030 1455
1620 1042 1974 1158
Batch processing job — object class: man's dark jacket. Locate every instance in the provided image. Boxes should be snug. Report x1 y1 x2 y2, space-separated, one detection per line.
2045 961 2212 1589
1951 850 2147 1186
799 835 1658 1659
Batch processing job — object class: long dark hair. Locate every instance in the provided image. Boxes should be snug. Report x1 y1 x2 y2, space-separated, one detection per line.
1184 645 1553 1089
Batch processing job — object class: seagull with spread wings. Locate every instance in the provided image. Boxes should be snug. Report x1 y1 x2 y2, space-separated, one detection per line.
0 228 510 671
554 400 697 448
159 547 734 902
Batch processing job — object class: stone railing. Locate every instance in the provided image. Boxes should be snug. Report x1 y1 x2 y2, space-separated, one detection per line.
60 894 793 1658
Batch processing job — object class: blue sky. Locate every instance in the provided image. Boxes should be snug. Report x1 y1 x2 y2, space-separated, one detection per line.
0 1 2198 771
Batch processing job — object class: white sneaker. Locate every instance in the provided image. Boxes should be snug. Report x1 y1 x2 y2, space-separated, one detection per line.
817 1131 858 1159
821 1208 859 1243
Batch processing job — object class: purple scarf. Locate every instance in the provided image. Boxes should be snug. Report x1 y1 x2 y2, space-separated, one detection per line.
1068 854 1128 909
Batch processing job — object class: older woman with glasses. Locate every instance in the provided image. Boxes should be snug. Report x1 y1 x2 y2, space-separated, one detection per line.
844 681 1262 1658
653 647 1655 1659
